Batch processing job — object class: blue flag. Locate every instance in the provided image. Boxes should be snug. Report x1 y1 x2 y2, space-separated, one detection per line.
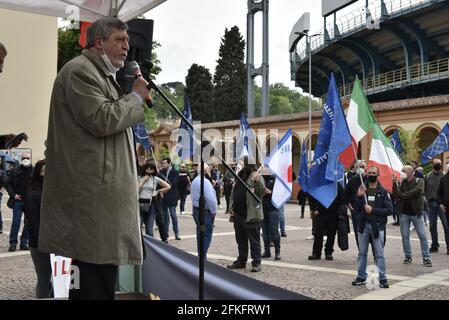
421 123 449 165
133 122 152 152
236 113 256 163
176 96 195 161
390 129 403 155
298 142 309 193
308 74 348 208
325 75 352 184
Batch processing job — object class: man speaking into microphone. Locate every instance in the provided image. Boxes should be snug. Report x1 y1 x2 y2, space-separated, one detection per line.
39 17 150 300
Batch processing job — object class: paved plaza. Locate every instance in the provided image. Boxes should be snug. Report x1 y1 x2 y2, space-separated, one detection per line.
1 195 449 300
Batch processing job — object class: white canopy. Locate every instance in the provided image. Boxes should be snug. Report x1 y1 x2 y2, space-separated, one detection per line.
0 0 166 22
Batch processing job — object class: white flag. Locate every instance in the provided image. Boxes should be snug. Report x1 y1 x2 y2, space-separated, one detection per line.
264 129 293 209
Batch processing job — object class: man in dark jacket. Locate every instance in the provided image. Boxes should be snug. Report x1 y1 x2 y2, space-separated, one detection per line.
393 165 432 266
5 152 33 251
352 166 392 288
308 184 346 261
437 167 449 255
223 163 236 214
177 163 191 215
160 158 180 240
424 159 449 253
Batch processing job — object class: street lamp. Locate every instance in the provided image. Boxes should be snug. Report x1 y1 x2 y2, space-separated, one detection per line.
295 31 321 169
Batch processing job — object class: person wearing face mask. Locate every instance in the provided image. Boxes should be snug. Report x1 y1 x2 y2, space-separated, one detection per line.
177 163 191 215
352 166 392 288
5 153 33 252
393 166 432 267
39 18 151 300
23 160 53 298
424 159 449 254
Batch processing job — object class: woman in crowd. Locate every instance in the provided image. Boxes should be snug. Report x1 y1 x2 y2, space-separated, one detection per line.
138 159 171 240
24 159 53 299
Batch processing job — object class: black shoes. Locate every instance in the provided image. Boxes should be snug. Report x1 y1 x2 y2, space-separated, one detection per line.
275 253 281 261
251 264 261 272
20 244 30 251
281 232 287 237
175 235 181 241
161 239 168 243
352 278 366 286
403 257 412 264
261 252 271 258
392 221 400 226
227 261 246 270
325 255 333 261
8 246 16 252
308 254 321 260
429 247 438 253
0 228 3 234
379 280 390 288
423 258 432 267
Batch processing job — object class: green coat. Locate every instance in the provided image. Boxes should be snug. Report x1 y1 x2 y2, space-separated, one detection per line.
39 49 145 265
229 172 265 222
393 177 424 215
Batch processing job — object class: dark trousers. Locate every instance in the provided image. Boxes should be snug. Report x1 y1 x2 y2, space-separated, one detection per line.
233 215 261 266
155 210 168 241
299 203 305 218
69 260 118 300
261 210 281 255
215 187 221 206
178 190 188 212
30 248 53 299
312 213 338 256
224 186 232 212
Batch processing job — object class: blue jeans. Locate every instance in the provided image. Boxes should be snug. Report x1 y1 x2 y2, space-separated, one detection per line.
261 210 281 254
10 200 29 246
278 206 285 234
400 214 430 260
140 202 157 237
192 207 215 258
162 202 179 237
428 200 449 249
356 223 387 281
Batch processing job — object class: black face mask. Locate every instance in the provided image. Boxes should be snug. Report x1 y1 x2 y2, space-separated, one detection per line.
433 164 442 171
368 176 378 183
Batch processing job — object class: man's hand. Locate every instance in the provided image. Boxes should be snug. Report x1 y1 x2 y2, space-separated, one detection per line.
392 176 398 184
441 204 447 212
132 76 151 101
347 204 354 211
313 210 319 216
364 205 373 215
357 185 366 197
264 188 272 195
14 194 22 201
252 172 261 182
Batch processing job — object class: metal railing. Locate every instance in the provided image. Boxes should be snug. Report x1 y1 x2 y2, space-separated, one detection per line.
295 0 439 63
318 57 449 104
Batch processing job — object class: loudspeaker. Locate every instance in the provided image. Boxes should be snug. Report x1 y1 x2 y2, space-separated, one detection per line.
117 18 154 94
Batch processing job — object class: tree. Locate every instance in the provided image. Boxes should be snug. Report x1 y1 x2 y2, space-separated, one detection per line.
398 129 421 165
152 82 186 120
185 64 214 122
213 26 246 121
58 25 82 72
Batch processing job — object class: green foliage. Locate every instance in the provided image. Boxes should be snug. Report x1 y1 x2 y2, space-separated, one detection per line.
213 26 246 121
143 106 158 131
58 24 82 72
253 83 320 117
398 129 421 164
185 64 214 122
150 41 162 79
152 82 186 119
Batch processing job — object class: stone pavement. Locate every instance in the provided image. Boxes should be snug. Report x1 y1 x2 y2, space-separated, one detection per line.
1 194 449 300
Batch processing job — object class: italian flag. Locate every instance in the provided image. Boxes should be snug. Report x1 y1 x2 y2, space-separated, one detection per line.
368 125 404 192
340 77 376 168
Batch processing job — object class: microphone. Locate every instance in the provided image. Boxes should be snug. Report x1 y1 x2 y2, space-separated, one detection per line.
129 61 153 108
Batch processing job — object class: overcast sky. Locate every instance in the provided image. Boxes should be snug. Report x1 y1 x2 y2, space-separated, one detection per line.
144 0 362 89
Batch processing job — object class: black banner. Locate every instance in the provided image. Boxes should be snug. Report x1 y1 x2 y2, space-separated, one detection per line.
142 235 311 300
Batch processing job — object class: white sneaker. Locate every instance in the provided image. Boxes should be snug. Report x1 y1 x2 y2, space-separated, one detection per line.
323 236 328 241
306 235 314 240
410 225 415 231
219 205 223 209
180 211 185 215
